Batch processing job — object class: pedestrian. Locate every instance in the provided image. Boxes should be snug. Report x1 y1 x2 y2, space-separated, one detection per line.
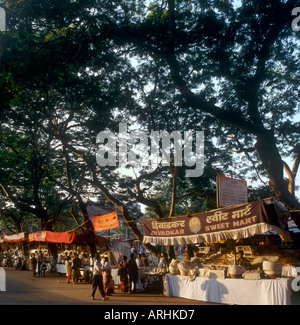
141 253 150 267
128 253 138 294
91 254 109 301
30 254 37 277
102 256 113 295
118 255 129 293
37 251 43 277
41 257 47 277
72 253 81 284
82 253 91 283
65 256 72 284
136 254 145 268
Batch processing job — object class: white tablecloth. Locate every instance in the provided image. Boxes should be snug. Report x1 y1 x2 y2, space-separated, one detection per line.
111 269 120 285
165 274 292 305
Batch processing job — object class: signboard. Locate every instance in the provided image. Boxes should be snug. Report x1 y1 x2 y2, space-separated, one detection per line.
29 232 47 242
93 211 120 232
142 199 291 246
217 174 248 207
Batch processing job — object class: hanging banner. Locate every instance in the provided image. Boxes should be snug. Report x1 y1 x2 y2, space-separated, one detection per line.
142 199 291 246
29 232 47 242
93 211 120 232
217 174 248 207
3 232 27 243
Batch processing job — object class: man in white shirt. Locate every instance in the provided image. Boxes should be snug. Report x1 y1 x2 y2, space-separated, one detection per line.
136 254 145 268
91 254 109 301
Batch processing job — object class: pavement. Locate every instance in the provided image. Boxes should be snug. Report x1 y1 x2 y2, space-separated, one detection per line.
0 267 217 305
1 267 299 307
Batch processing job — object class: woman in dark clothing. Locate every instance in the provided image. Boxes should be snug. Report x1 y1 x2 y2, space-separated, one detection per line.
118 256 129 292
128 253 138 294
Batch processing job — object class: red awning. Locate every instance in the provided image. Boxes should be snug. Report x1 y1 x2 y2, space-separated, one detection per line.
28 231 84 244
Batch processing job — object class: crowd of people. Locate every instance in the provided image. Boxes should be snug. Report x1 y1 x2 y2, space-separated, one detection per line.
0 244 156 300
0 248 34 271
0 247 114 300
117 252 150 294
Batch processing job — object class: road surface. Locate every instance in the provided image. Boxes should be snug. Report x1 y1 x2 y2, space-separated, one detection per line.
0 267 216 305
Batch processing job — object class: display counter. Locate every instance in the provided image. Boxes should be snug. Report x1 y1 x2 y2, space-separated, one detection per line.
165 274 292 305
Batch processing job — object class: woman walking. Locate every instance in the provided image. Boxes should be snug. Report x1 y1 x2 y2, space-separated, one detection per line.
65 256 72 284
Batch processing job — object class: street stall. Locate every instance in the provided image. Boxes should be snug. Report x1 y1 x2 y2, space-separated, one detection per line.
28 230 87 275
1 232 28 268
142 198 299 305
27 231 108 280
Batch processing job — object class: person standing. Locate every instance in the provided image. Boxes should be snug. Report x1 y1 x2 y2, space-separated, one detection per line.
102 256 112 295
72 253 81 284
128 253 138 294
136 254 145 268
65 256 72 284
37 251 43 277
30 254 37 277
41 257 47 277
91 254 109 301
141 253 150 267
118 256 129 293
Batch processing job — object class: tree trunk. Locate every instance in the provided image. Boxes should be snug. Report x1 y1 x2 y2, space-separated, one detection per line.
255 131 300 228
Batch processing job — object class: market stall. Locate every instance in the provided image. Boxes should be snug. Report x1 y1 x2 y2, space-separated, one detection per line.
165 273 292 305
28 230 88 276
142 198 299 305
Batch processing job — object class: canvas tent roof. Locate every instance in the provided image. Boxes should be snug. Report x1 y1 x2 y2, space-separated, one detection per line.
28 231 84 244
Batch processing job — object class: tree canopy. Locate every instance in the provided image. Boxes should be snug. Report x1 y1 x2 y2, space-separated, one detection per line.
0 0 299 255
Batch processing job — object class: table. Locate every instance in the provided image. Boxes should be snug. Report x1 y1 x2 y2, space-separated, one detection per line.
56 264 66 274
111 269 120 285
144 273 164 294
165 274 292 305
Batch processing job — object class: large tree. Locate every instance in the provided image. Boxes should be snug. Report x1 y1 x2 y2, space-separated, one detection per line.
94 0 300 222
0 0 299 257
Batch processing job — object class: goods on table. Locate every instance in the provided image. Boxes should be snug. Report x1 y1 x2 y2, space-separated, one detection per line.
242 270 261 280
169 259 180 275
262 261 282 279
188 266 199 281
167 249 300 281
190 256 204 266
199 265 227 279
178 260 193 276
149 267 167 274
250 255 279 265
227 265 246 278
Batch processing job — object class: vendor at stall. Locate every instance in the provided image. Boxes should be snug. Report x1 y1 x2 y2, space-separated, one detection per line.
141 253 150 267
136 254 145 269
236 251 251 268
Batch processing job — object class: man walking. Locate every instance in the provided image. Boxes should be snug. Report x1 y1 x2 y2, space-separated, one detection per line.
128 253 138 294
91 254 109 301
